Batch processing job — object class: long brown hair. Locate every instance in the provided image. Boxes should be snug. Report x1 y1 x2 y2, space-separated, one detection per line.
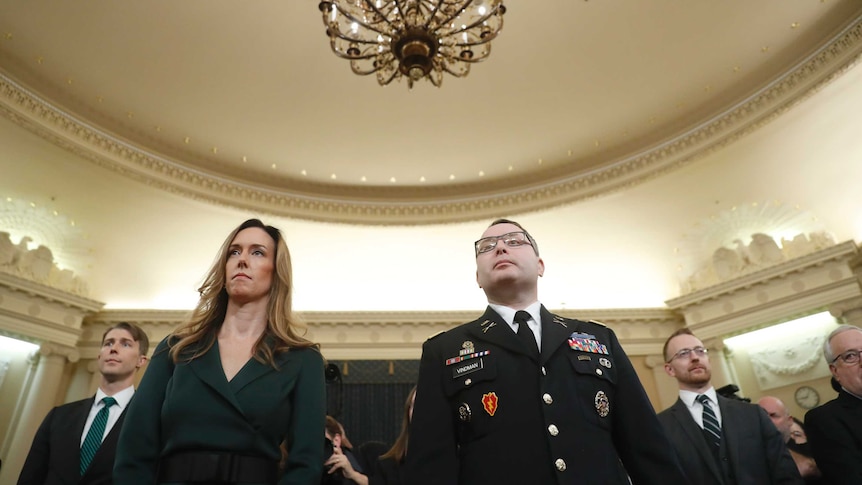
380 385 417 462
169 219 318 365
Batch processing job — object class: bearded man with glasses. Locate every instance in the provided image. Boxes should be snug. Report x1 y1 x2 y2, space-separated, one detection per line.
405 219 686 485
805 324 862 484
658 327 802 485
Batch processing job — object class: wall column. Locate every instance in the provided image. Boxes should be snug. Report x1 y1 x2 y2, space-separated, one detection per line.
0 343 78 485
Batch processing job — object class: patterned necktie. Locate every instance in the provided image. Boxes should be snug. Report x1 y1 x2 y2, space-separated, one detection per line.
514 310 539 358
696 394 721 449
80 396 117 475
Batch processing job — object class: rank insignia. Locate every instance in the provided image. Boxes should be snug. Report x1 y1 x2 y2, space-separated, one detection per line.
599 357 612 368
568 337 609 355
458 402 472 422
482 392 499 416
595 391 610 418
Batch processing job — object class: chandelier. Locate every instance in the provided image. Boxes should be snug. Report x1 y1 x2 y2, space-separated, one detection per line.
318 0 506 88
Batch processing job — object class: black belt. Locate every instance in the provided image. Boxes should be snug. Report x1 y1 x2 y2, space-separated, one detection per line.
158 451 278 484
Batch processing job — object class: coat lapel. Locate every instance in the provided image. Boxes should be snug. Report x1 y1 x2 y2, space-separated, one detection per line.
229 354 277 394
188 341 246 415
63 398 93 480
671 399 725 484
717 396 740 483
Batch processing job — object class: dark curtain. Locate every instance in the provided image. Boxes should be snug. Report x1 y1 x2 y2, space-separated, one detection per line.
325 360 419 449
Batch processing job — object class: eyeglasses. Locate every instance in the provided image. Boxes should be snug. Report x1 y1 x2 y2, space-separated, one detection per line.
474 231 533 256
830 349 862 365
667 346 708 363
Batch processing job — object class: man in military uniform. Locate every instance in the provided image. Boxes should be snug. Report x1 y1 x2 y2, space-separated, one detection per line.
404 219 686 485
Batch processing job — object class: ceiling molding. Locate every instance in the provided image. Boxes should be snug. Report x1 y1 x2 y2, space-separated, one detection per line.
1 16 861 224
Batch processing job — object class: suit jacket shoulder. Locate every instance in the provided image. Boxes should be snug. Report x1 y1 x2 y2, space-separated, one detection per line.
805 391 862 484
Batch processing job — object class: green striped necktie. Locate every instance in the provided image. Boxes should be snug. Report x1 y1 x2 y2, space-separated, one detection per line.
80 396 117 475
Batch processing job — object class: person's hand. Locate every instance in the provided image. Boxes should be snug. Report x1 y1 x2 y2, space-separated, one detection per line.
324 446 368 485
325 445 354 475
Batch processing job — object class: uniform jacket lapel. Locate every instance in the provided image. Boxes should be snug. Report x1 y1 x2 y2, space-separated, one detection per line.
539 306 572 364
466 307 531 358
670 399 725 484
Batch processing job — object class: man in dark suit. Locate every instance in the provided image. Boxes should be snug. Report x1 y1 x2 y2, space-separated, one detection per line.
658 328 802 484
404 219 687 485
805 324 862 484
18 322 149 485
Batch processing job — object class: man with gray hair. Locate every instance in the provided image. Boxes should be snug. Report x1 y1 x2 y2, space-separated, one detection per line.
805 324 862 484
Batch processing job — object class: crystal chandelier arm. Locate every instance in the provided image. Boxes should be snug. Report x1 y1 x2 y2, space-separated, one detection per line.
321 1 397 38
423 0 476 31
446 11 504 44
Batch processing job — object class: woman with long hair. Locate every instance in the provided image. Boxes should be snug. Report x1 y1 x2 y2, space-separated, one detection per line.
115 219 325 484
372 386 417 485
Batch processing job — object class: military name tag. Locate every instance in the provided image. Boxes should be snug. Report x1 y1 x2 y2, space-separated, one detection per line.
452 358 484 378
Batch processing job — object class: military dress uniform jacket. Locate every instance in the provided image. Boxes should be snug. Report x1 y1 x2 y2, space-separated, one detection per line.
404 306 687 485
113 337 326 485
18 396 128 485
805 389 862 484
657 396 802 485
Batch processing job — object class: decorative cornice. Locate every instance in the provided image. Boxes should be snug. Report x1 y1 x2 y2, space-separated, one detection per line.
0 272 103 311
0 17 861 224
84 307 681 358
666 241 859 309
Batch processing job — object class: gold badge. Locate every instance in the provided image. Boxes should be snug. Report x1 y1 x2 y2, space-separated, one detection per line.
462 340 475 354
595 391 610 418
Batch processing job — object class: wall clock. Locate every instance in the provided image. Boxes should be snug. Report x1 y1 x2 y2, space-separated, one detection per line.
794 385 820 410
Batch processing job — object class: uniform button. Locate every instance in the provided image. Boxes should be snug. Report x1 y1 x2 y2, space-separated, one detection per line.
541 366 547 376
555 458 566 471
465 378 472 386
543 393 553 405
595 368 603 376
548 424 559 436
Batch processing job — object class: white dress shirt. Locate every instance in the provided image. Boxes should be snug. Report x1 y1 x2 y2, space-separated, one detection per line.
489 301 543 352
80 385 135 445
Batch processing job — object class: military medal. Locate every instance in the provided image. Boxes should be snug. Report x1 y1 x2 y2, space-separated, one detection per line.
595 391 610 417
568 336 609 355
482 392 499 416
458 402 472 422
445 340 490 366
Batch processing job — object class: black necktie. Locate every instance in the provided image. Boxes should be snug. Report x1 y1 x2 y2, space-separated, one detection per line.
697 394 721 449
514 310 539 358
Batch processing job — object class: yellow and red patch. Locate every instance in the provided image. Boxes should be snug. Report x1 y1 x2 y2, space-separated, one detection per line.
482 392 498 416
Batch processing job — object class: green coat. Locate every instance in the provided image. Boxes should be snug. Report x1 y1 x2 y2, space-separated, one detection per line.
114 336 325 485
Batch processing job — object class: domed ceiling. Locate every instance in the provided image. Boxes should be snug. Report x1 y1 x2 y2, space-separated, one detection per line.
2 1 861 224
1 1 862 313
